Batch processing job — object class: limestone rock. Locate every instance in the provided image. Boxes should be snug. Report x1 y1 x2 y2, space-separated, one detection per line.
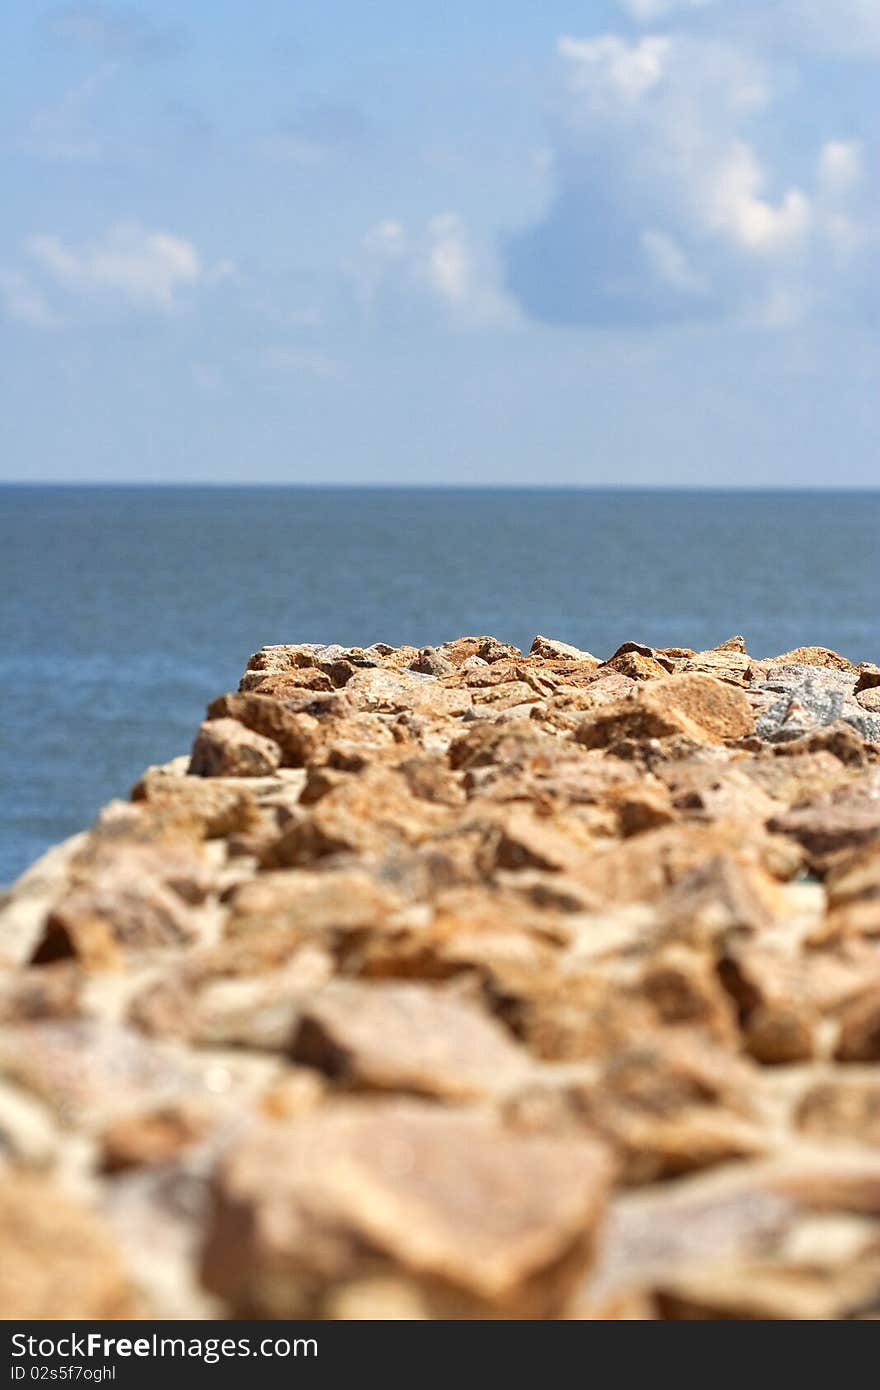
530 635 599 663
5 628 880 1319
202 1100 612 1316
189 718 282 778
292 980 533 1099
576 673 754 750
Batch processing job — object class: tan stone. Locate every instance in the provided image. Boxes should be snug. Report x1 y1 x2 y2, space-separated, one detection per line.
763 646 857 673
202 1100 612 1316
262 766 453 867
131 765 260 837
769 772 880 862
601 651 670 681
0 1176 138 1318
834 986 880 1062
529 635 599 664
292 980 533 1099
576 673 754 749
189 717 282 777
206 692 321 765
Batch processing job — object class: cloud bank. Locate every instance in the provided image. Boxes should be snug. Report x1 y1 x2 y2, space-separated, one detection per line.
505 23 875 329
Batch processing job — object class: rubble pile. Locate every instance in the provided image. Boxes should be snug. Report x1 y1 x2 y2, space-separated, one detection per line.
2 633 880 1319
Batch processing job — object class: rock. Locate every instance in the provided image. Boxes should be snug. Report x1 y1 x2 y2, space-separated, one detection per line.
291 980 533 1099
763 646 857 673
834 987 880 1062
129 946 333 1048
576 674 755 749
0 1176 138 1318
476 636 522 664
857 686 880 714
796 1072 880 1146
581 1149 880 1319
6 628 880 1319
0 831 89 966
202 1100 612 1316
605 642 675 672
261 766 453 867
753 665 880 745
239 667 335 695
855 663 880 694
409 647 454 676
189 718 282 778
206 692 321 766
530 635 599 663
34 872 201 969
132 764 260 837
601 651 670 682
769 772 880 863
0 1078 58 1168
0 962 82 1022
99 1101 218 1173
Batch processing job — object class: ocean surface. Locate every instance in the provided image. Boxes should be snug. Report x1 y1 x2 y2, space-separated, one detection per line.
2 486 878 886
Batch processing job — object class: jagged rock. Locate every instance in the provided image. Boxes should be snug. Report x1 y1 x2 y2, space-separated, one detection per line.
753 665 880 745
601 651 670 681
763 646 857 673
855 663 880 694
292 980 533 1099
206 692 321 766
576 673 755 749
5 629 880 1320
530 635 599 663
189 717 282 777
34 872 201 969
132 763 260 837
769 771 880 863
202 1099 612 1317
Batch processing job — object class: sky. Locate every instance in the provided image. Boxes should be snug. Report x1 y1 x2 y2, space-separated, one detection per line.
1 0 878 485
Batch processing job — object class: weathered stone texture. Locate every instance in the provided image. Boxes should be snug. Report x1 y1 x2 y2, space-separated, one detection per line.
1 630 879 1318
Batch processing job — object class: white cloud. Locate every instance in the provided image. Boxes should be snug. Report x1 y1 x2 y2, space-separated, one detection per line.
506 26 873 329
26 222 208 311
363 219 408 259
424 214 471 303
706 142 810 253
818 141 863 197
558 35 671 104
622 0 880 58
0 271 54 326
357 214 518 328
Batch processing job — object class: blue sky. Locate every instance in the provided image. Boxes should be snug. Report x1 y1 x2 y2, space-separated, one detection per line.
1 0 878 484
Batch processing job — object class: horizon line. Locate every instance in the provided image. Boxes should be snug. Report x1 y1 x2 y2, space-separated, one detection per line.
2 481 879 494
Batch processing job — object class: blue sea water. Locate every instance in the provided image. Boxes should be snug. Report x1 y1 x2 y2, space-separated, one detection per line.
1 486 878 886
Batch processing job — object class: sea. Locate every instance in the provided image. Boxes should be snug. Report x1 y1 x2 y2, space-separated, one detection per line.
2 486 878 886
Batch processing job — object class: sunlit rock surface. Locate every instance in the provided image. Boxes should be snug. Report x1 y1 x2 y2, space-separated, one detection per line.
2 633 879 1319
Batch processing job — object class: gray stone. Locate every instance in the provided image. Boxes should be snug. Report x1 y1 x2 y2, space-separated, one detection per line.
753 665 880 745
